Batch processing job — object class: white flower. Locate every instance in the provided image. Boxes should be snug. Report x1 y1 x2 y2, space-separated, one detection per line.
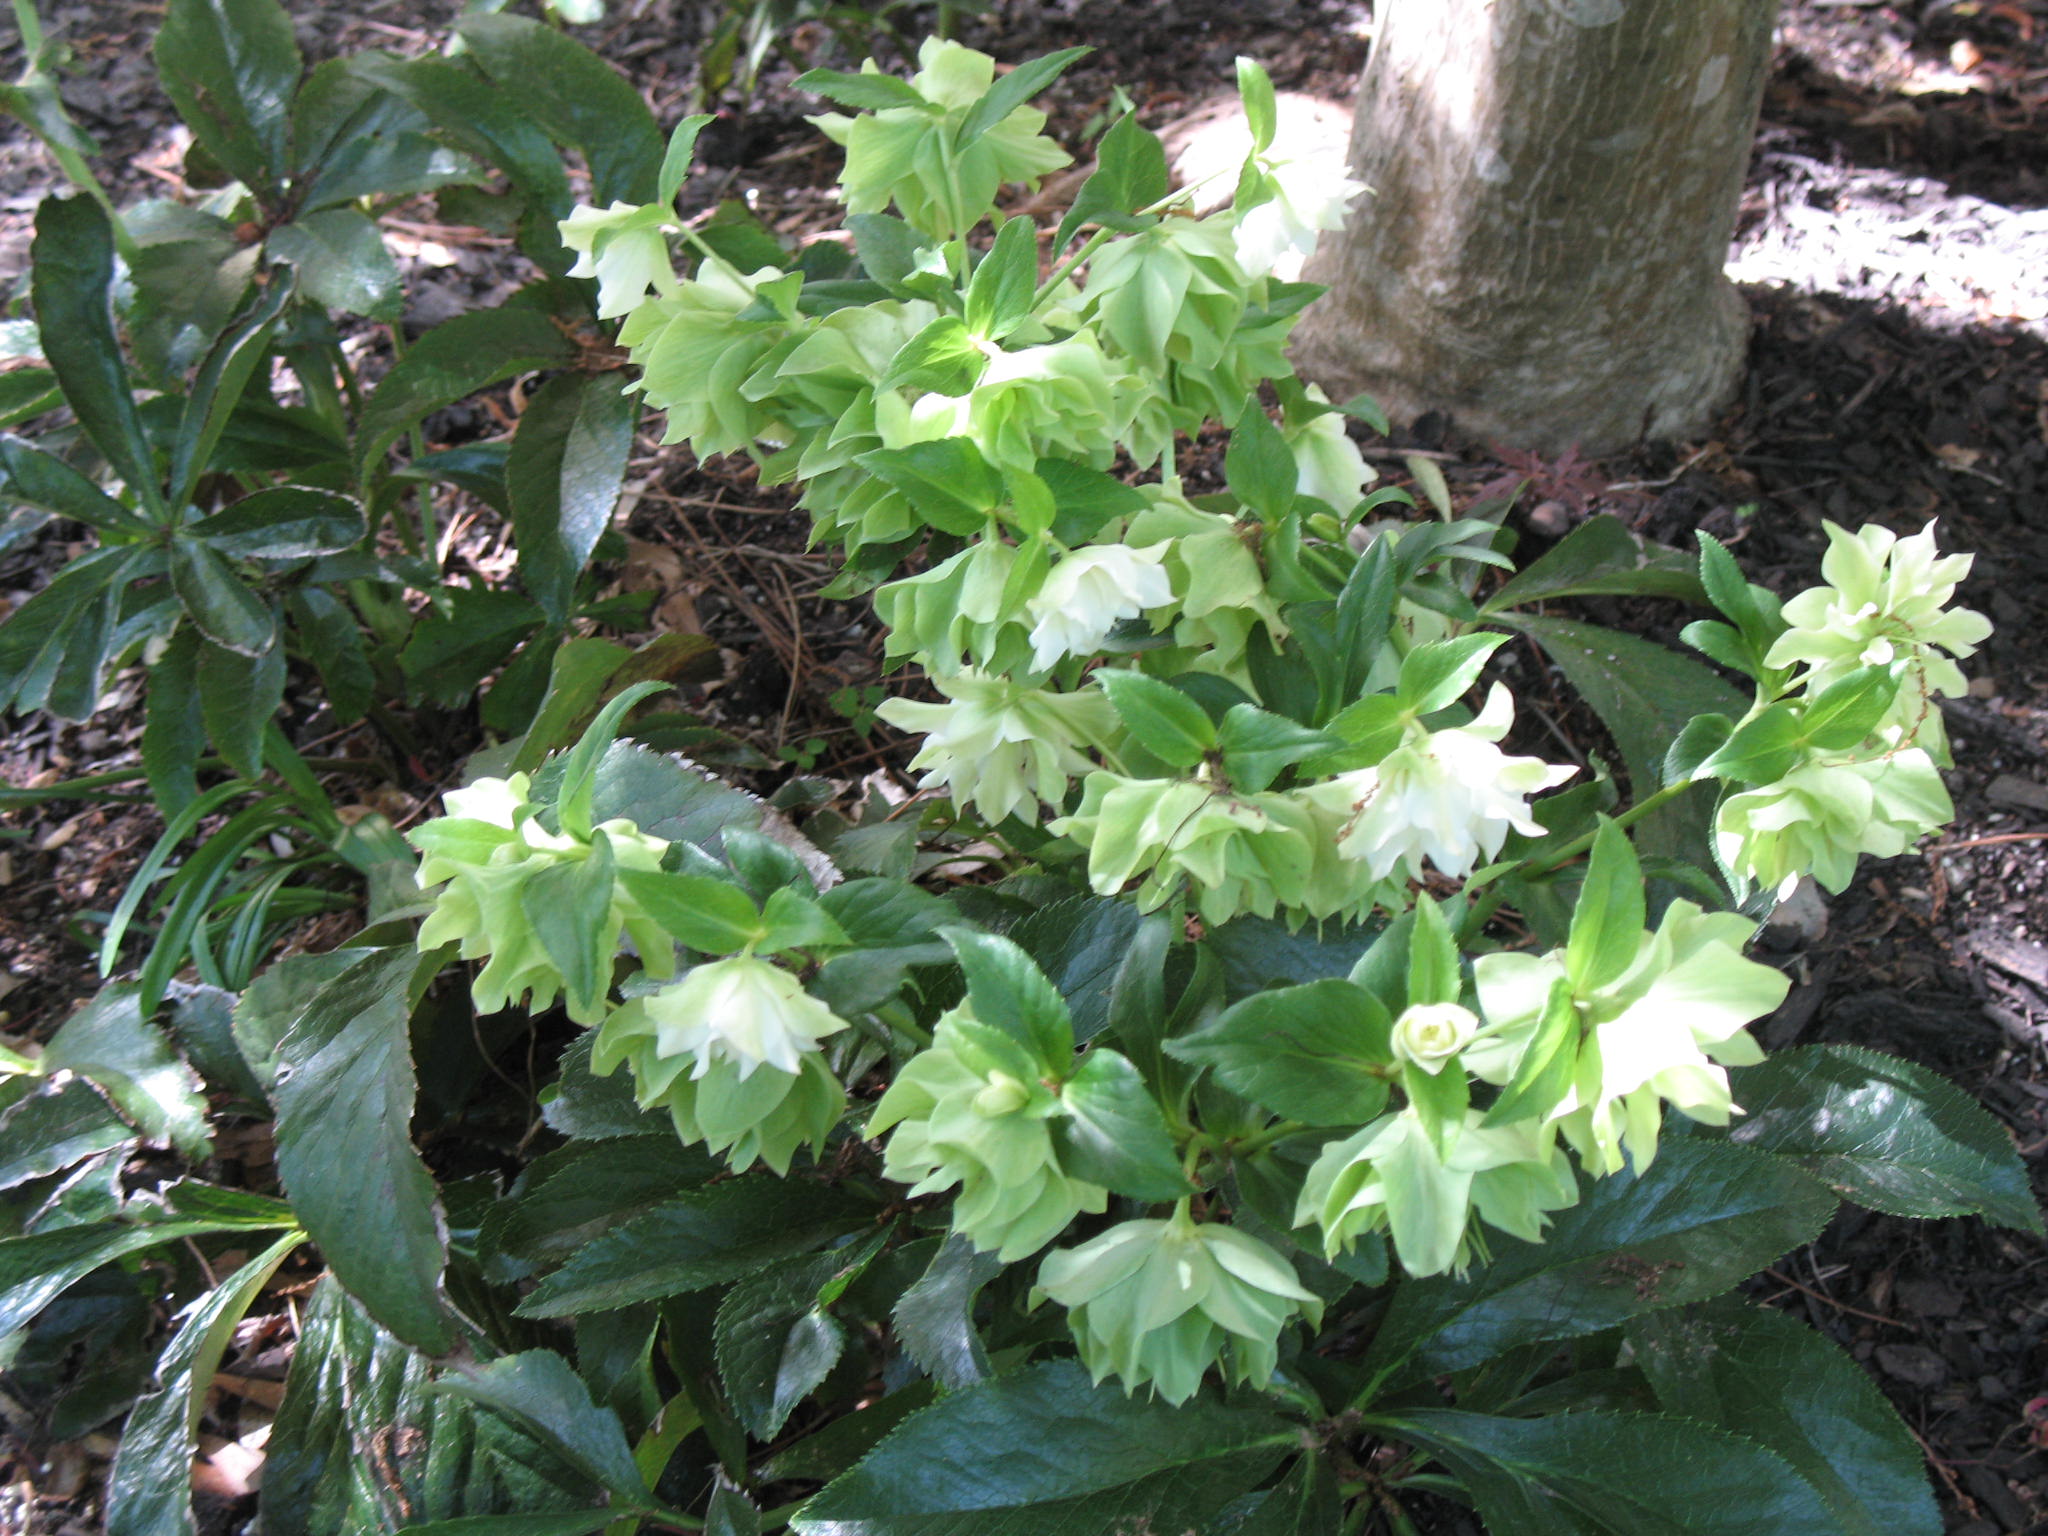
1232 156 1367 280
1024 543 1175 672
641 955 847 1080
1391 1002 1477 1074
875 671 1114 825
1305 685 1576 882
1286 387 1374 516
559 201 678 319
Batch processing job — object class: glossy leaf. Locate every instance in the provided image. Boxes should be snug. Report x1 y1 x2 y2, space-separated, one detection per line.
1358 1140 1837 1394
356 307 578 479
791 1359 1293 1536
152 0 300 196
170 538 277 656
516 1179 872 1317
30 196 163 517
508 371 636 624
1009 896 1144 1046
1379 1406 1831 1536
272 948 454 1353
439 1352 650 1506
616 869 765 954
105 1231 305 1536
1096 668 1215 769
1629 1297 1939 1536
458 14 663 205
197 634 285 780
714 1247 871 1439
1712 1044 2043 1233
190 484 367 558
269 209 402 319
0 433 153 536
941 927 1074 1069
1167 978 1392 1126
1482 514 1706 613
1052 1048 1190 1201
168 272 295 509
0 1077 133 1192
43 984 211 1158
893 1234 1002 1392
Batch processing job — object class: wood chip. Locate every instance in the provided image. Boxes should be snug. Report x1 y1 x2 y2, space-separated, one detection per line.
1986 773 2048 814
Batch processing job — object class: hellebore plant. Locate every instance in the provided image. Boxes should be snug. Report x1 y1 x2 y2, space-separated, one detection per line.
383 38 2029 1536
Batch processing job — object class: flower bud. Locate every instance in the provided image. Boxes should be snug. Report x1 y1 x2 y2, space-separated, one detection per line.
1391 1002 1477 1074
1036 1210 1322 1404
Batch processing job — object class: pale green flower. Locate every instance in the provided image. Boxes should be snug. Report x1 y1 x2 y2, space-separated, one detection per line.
1025 542 1175 671
1036 1209 1322 1403
1052 771 1386 927
873 539 1031 676
619 262 793 457
874 671 1113 826
869 1012 1107 1261
809 39 1071 237
1765 520 1990 758
593 977 846 1175
1295 1108 1578 1277
409 774 673 1023
1714 748 1953 898
558 201 676 318
1471 900 1790 1176
1296 686 1576 883
877 330 1130 475
1118 491 1285 682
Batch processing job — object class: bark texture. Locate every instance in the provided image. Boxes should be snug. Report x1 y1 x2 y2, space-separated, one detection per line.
1292 0 1778 454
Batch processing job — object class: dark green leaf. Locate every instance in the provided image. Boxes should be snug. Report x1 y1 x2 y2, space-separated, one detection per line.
398 586 546 706
517 1179 872 1317
1224 404 1296 523
542 1033 667 1141
0 1219 273 1340
508 371 636 624
43 984 211 1157
190 484 366 558
1379 1406 1832 1536
196 634 285 780
168 272 294 509
714 1249 864 1439
790 1359 1293 1536
269 209 402 319
30 196 162 517
1500 614 1746 794
954 47 1089 148
152 0 301 196
1052 1049 1189 1201
456 14 664 206
1712 1044 2043 1233
105 1231 305 1536
488 1138 714 1267
1358 1140 1836 1395
1008 896 1143 1046
396 1515 619 1536
0 433 153 535
1039 457 1147 547
356 307 577 479
587 742 763 855
1217 704 1345 793
892 1234 1002 1391
1629 1298 1938 1536
941 927 1074 1069
0 1077 133 1191
1168 979 1392 1126
440 1352 650 1506
272 948 454 1352
171 538 277 656
1096 668 1215 769
1482 514 1706 612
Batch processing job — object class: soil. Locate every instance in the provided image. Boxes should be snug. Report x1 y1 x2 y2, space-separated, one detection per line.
4 1 2048 1532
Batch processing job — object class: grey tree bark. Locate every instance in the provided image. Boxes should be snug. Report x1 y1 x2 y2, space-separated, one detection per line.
1291 0 1779 454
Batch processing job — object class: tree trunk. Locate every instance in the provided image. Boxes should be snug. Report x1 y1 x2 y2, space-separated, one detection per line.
1291 0 1778 454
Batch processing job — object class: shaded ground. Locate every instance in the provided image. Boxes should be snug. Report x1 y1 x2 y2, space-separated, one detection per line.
4 0 2048 1531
